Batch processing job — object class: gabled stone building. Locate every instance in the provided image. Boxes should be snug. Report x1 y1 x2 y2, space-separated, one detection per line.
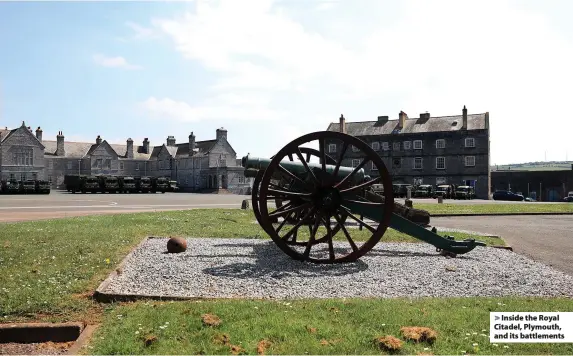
0 122 252 194
325 106 491 199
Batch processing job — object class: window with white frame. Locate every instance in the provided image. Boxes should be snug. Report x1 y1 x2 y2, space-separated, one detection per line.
371 161 378 170
105 159 111 169
465 156 476 167
414 157 423 169
436 177 446 185
382 142 389 150
465 137 475 147
352 145 359 152
403 141 411 150
328 144 336 153
436 156 446 169
413 140 423 149
20 173 26 181
10 173 15 180
135 162 140 170
352 159 360 167
67 161 72 170
119 162 124 170
435 139 445 149
372 142 380 151
393 142 400 151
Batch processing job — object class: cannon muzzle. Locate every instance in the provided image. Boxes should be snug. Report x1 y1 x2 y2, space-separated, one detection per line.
241 154 366 184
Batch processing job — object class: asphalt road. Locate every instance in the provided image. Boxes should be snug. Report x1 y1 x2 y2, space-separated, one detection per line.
431 215 573 276
0 191 249 222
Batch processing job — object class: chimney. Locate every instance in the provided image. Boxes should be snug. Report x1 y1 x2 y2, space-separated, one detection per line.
462 105 468 129
56 131 65 156
96 135 102 145
166 135 176 146
398 111 408 128
126 138 134 159
377 115 389 124
339 114 347 133
189 132 196 156
420 112 430 120
142 138 150 154
35 126 43 142
216 127 227 141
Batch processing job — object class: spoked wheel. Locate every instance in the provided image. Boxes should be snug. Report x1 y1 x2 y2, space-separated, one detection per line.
258 131 394 263
251 147 348 246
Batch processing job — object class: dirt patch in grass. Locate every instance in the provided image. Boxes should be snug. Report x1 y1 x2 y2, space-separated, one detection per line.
374 335 403 352
202 313 222 327
400 326 438 344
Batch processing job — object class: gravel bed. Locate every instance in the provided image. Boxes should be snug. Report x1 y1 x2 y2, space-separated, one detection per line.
100 237 573 300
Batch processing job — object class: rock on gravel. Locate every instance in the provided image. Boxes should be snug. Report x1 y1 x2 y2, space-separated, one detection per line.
99 237 573 300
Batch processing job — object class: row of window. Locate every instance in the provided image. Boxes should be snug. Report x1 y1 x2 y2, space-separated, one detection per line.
330 137 476 153
352 156 477 170
5 173 38 181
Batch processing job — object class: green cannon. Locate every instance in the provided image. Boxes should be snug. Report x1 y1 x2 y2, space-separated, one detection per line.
244 130 486 264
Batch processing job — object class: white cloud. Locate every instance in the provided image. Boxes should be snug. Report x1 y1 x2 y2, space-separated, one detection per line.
124 21 160 40
93 54 143 70
141 95 286 122
141 0 573 164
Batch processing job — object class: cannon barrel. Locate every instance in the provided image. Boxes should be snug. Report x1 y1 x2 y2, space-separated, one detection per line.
241 154 366 184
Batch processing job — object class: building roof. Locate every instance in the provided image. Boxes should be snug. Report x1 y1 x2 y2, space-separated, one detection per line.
326 112 488 136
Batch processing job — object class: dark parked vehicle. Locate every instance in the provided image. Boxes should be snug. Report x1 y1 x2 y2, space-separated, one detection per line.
393 184 412 198
413 184 434 198
135 176 153 193
99 175 120 193
152 177 169 193
454 185 475 200
65 175 101 193
434 184 453 199
35 180 51 194
1 179 20 194
119 176 137 193
564 192 573 202
492 190 524 201
19 180 37 194
168 180 180 192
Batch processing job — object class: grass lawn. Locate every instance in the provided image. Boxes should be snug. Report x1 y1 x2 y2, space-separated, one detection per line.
416 203 573 215
0 209 500 323
4 208 569 355
86 297 573 355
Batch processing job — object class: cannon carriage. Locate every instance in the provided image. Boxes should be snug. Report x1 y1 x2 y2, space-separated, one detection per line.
243 131 486 264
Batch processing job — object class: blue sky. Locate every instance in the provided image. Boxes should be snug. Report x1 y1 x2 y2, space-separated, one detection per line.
1 0 573 165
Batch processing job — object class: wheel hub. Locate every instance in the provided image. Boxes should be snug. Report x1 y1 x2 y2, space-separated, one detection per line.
314 186 341 214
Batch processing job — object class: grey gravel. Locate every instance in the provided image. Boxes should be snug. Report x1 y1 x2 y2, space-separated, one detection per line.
100 237 573 300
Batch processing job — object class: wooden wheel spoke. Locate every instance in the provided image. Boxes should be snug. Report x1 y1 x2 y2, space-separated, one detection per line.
306 151 311 162
339 206 378 233
275 211 293 234
269 201 311 219
334 157 370 188
332 141 349 180
269 201 294 215
303 214 322 260
268 188 311 199
341 199 384 208
280 206 318 241
288 153 294 161
295 149 320 187
339 176 382 194
323 216 336 260
333 213 359 252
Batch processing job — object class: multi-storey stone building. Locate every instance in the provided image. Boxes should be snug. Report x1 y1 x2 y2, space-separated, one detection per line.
0 122 252 193
326 106 491 199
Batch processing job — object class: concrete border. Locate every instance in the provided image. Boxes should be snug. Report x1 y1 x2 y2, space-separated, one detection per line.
0 322 84 344
93 235 156 303
66 324 99 355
